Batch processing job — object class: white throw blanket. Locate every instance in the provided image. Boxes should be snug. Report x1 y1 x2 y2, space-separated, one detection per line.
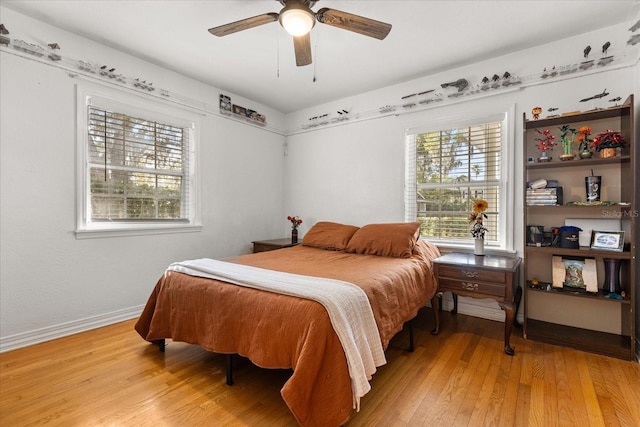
167 258 387 409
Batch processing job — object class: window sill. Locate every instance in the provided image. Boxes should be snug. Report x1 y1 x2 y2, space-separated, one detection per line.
75 224 202 239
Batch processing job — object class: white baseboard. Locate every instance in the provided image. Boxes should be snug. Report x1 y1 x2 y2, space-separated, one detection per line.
0 305 144 353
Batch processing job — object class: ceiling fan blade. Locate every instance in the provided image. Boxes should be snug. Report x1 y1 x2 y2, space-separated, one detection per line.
208 13 279 37
316 8 392 40
293 33 312 66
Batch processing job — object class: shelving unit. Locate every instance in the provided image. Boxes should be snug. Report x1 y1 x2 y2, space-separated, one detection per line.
522 95 637 360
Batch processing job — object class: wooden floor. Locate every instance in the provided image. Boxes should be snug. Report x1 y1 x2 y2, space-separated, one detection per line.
1 309 639 426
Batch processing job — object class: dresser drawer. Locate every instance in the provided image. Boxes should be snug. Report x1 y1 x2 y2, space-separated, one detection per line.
437 277 506 298
438 265 507 284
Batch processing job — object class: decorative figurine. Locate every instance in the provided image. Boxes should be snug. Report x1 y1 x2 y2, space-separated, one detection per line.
47 43 61 61
440 78 468 92
531 106 542 120
0 24 9 46
580 89 609 102
627 34 640 46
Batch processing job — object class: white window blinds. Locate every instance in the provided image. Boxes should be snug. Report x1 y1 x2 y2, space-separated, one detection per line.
87 106 190 222
406 119 504 245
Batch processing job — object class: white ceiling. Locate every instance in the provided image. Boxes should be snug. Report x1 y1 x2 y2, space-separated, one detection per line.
3 0 639 113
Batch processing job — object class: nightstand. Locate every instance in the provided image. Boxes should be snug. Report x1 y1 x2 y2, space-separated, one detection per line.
252 238 299 253
433 252 522 355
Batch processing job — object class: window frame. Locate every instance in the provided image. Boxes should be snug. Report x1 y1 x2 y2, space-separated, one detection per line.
405 104 516 253
75 83 201 238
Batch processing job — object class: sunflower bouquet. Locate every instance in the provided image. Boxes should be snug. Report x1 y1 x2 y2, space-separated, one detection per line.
469 199 489 239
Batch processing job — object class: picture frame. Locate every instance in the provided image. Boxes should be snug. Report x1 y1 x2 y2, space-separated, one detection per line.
590 230 624 251
552 255 597 292
232 104 247 116
219 94 232 113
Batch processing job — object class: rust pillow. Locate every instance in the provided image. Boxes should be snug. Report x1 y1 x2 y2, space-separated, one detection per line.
345 222 421 258
302 221 360 251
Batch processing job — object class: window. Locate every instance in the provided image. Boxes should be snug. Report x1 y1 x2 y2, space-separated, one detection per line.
405 108 514 251
76 84 200 237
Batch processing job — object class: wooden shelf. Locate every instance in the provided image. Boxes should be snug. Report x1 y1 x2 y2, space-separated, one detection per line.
524 319 632 360
526 281 631 304
524 102 632 129
525 155 630 170
524 246 632 259
525 204 632 213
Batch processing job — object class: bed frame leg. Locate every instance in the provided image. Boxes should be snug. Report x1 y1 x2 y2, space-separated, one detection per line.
226 354 234 386
408 320 415 352
152 339 166 352
430 294 440 335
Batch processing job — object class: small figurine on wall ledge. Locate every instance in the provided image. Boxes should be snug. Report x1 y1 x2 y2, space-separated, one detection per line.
0 24 9 46
580 88 609 103
440 78 468 92
531 106 542 120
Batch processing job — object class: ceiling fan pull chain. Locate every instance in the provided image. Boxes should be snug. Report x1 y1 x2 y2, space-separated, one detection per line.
312 32 317 82
276 22 280 78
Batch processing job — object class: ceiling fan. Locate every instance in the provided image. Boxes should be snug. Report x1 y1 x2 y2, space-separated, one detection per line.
208 0 392 67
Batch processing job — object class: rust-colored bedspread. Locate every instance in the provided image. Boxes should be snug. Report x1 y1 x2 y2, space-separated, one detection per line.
135 240 440 427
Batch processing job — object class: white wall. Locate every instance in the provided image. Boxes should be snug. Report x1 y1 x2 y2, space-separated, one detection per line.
283 21 640 321
0 7 287 350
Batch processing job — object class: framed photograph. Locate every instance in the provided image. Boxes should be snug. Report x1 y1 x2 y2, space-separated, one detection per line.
219 94 232 112
590 230 624 251
232 104 246 116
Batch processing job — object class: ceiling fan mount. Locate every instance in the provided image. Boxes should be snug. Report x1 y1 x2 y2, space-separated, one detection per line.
208 0 392 67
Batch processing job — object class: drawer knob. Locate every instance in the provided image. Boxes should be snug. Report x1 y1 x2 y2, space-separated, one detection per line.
461 270 478 278
462 282 479 291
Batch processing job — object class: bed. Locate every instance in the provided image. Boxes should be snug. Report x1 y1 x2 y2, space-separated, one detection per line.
135 221 441 427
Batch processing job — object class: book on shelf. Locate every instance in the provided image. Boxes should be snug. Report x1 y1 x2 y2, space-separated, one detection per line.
525 187 563 205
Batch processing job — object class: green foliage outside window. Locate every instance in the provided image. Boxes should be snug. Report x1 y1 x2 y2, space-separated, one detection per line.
88 107 186 221
411 122 501 242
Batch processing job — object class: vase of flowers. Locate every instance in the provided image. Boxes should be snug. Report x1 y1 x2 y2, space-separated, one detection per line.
559 125 576 160
469 199 489 256
535 129 555 162
593 130 626 158
287 215 302 243
576 126 594 159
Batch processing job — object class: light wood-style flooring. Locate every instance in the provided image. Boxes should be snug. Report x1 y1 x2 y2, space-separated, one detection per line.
1 309 639 426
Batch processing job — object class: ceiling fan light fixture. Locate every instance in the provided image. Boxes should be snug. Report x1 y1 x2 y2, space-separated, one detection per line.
279 4 315 36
